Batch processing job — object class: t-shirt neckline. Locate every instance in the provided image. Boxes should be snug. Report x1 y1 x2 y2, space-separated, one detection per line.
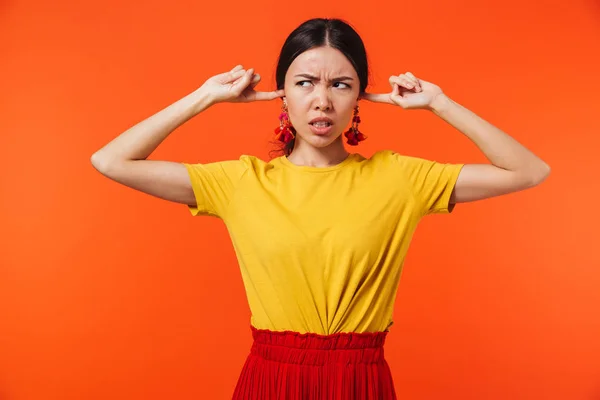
279 153 357 173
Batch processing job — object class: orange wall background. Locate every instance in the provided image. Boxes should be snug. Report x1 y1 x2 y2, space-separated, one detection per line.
1 0 599 399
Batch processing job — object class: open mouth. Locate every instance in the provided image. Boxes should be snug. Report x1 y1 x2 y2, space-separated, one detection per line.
309 121 334 135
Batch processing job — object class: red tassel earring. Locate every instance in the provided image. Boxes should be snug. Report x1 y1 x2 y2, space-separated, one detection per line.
344 105 367 146
274 101 295 145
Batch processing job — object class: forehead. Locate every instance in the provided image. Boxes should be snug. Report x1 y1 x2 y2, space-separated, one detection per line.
287 46 357 77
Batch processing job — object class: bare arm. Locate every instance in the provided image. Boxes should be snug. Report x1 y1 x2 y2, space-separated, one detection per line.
428 94 551 204
363 72 550 205
90 65 283 206
90 89 212 206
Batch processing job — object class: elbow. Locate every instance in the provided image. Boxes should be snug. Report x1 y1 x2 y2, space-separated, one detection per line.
528 163 551 187
90 152 106 172
90 151 115 174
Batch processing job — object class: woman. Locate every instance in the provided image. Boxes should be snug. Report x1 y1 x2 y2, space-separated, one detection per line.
91 18 550 400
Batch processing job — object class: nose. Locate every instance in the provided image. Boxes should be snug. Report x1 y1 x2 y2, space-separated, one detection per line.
313 85 332 111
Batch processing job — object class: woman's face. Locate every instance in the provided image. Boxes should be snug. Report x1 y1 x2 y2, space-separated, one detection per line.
283 46 361 149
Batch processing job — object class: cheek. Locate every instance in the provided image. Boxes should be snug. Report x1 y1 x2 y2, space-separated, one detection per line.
339 98 357 116
285 97 310 121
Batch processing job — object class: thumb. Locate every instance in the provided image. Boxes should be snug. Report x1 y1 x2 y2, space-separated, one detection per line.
390 83 406 106
390 92 412 108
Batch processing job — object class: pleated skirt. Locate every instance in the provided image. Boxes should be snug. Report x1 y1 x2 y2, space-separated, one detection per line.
232 326 397 399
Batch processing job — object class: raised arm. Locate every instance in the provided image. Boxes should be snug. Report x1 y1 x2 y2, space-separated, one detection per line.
90 89 212 206
363 71 551 205
90 65 283 206
429 93 551 204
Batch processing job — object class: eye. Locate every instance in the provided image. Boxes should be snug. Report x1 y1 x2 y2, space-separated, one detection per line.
295 80 351 89
333 82 351 89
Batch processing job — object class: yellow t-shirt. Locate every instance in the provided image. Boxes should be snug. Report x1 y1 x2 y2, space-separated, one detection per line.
184 150 464 335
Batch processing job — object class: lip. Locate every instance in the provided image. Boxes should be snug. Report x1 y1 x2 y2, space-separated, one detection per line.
309 122 334 136
309 117 334 124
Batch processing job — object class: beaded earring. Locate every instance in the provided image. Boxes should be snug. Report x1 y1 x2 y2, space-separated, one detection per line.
344 105 367 146
274 101 295 144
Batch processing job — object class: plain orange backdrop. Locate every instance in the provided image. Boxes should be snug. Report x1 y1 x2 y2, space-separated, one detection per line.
1 0 599 399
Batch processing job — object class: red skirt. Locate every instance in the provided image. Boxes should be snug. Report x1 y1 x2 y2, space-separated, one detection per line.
232 326 397 399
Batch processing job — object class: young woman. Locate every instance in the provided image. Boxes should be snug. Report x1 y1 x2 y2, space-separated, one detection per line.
91 18 550 400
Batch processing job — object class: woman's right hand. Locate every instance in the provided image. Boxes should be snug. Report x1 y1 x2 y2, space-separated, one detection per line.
199 65 285 105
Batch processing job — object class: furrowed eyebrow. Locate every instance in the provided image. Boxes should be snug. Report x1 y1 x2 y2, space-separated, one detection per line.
294 74 354 82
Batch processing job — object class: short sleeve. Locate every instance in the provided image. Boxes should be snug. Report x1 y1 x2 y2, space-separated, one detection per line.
388 151 464 216
182 158 249 218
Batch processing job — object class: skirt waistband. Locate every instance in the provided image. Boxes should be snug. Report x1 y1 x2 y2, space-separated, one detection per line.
250 326 388 366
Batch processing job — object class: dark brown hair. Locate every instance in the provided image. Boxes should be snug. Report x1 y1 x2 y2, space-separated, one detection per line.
271 18 370 156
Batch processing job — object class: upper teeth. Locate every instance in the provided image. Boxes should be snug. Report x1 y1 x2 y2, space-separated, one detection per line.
313 121 330 126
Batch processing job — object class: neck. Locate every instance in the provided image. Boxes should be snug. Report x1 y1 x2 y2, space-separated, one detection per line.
287 138 350 168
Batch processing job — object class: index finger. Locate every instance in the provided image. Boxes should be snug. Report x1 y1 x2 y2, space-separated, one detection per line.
252 89 285 101
361 92 394 104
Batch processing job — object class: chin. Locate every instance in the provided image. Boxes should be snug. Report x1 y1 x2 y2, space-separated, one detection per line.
297 129 343 148
304 135 340 148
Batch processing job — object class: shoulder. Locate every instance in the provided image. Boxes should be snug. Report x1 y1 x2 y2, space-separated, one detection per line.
360 149 414 168
368 149 397 162
184 154 261 181
367 150 440 169
359 150 455 183
235 154 287 178
207 154 269 170
194 154 286 175
238 154 275 171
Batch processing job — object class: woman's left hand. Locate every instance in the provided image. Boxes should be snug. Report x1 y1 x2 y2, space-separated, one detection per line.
362 72 444 110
